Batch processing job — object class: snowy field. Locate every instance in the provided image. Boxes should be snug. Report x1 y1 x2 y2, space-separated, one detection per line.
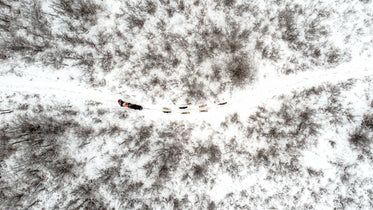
0 0 372 209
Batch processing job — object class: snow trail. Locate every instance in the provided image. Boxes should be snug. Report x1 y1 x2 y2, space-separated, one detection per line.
228 57 372 112
0 57 371 120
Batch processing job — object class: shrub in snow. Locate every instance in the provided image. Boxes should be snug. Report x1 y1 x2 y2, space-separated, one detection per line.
226 53 257 88
349 128 370 148
0 114 78 208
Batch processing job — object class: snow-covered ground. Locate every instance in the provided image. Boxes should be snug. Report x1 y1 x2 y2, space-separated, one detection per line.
1 0 372 209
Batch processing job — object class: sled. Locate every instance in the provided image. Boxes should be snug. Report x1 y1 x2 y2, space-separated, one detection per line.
118 99 143 110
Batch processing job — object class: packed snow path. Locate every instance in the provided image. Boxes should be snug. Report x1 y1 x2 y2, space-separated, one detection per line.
0 57 371 119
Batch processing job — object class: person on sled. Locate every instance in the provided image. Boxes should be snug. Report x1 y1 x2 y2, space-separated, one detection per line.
118 99 143 110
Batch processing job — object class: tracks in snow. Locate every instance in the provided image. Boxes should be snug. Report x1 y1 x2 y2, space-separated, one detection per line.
228 58 372 115
0 57 371 119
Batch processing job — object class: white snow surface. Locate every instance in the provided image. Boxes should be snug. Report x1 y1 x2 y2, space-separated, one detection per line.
0 0 373 209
